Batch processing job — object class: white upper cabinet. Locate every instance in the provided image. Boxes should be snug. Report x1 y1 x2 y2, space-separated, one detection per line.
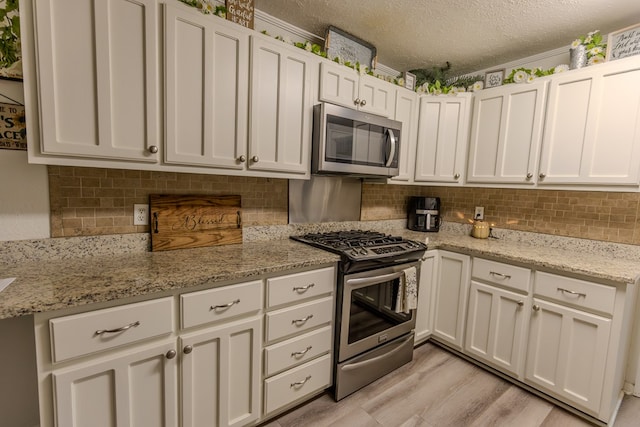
248 35 317 176
389 88 419 183
164 2 249 169
467 81 547 185
319 61 395 117
414 94 471 184
27 0 160 162
538 56 640 186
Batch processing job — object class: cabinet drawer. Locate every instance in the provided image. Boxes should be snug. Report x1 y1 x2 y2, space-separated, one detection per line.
264 354 332 415
50 297 174 362
265 296 333 343
534 272 615 315
472 258 531 293
267 266 335 308
181 280 262 329
264 326 332 376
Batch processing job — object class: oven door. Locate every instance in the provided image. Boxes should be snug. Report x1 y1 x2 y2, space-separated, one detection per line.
337 262 418 362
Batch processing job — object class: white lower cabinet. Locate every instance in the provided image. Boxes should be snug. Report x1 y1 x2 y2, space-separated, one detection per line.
431 251 471 350
414 250 437 344
52 339 178 427
180 316 261 427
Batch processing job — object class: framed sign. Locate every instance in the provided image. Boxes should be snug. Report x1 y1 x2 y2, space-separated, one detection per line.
402 71 416 91
484 69 505 88
606 23 640 61
225 0 254 29
0 101 26 150
325 26 377 69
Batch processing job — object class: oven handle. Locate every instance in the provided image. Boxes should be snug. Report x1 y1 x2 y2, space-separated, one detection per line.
346 270 405 287
341 333 414 371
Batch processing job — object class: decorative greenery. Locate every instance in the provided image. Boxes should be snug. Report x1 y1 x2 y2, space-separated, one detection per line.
409 63 485 94
0 0 20 70
571 30 606 65
503 65 569 84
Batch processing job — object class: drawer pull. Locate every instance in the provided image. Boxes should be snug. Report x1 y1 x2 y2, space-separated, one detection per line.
532 304 540 311
211 299 240 310
291 346 313 358
517 300 524 307
292 314 313 326
290 375 312 388
183 345 193 354
166 350 177 359
490 271 511 280
557 287 586 298
293 283 315 293
95 320 140 336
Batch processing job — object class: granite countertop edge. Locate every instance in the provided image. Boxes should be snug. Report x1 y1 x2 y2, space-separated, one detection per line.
1 223 639 320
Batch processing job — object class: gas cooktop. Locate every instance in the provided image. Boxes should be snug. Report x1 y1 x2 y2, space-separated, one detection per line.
290 230 427 263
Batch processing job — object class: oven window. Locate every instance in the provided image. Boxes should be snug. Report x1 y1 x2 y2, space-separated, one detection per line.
348 278 412 344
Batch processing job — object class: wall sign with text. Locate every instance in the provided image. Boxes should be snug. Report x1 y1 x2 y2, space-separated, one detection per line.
226 0 254 29
607 23 640 61
0 102 26 150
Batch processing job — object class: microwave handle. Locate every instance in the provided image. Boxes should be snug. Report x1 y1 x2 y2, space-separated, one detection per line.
385 129 397 167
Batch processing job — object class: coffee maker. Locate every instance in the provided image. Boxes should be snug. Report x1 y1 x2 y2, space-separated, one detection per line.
407 196 441 232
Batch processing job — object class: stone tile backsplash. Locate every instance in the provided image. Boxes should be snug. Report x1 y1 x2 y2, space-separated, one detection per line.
48 166 640 245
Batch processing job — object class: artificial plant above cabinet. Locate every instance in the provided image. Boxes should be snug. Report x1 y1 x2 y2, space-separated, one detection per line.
538 55 640 187
466 81 547 185
22 0 161 165
319 61 395 117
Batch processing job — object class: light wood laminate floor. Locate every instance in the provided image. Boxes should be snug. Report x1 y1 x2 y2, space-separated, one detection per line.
264 342 640 427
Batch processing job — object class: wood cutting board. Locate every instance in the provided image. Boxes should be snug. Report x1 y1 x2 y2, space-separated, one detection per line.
150 194 242 251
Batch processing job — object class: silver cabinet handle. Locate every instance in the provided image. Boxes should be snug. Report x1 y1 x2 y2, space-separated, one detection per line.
211 299 240 310
526 173 533 180
148 145 158 154
454 173 461 180
532 304 540 311
490 271 511 280
183 345 193 354
291 346 312 358
292 314 313 325
360 99 366 106
166 350 177 359
354 98 361 106
251 155 259 163
95 320 140 336
237 155 246 163
557 287 586 298
517 300 524 306
539 173 546 179
293 283 315 293
290 375 312 388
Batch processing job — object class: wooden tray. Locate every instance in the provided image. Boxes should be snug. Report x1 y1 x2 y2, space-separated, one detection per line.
150 194 242 251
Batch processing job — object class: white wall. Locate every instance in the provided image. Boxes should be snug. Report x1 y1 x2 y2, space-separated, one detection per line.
0 79 50 241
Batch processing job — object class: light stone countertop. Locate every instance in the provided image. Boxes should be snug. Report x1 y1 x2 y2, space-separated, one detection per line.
1 221 639 320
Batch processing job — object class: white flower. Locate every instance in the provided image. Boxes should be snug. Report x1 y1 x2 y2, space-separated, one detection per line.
431 88 442 95
304 41 312 52
385 75 394 83
526 74 536 83
513 70 528 83
587 30 599 36
397 77 405 87
416 84 427 94
588 55 605 65
472 81 484 91
571 39 581 49
554 64 569 73
584 35 593 43
589 46 603 56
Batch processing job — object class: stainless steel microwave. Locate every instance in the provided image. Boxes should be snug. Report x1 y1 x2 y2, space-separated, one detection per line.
312 103 401 178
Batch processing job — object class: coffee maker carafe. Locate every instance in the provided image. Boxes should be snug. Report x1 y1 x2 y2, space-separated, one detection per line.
407 197 441 232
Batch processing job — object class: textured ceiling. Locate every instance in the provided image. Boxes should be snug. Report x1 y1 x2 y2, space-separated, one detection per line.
253 0 640 75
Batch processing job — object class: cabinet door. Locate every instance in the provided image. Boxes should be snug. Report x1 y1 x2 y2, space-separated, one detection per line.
33 0 159 162
53 340 178 427
415 250 437 344
164 3 248 169
248 36 315 175
180 316 261 427
318 61 359 109
414 95 470 184
431 251 471 349
465 281 528 378
467 82 547 184
539 57 640 186
389 88 419 183
525 298 611 415
358 74 395 117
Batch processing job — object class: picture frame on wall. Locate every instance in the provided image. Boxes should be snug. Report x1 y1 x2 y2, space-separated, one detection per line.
484 69 505 88
402 71 416 91
325 26 378 69
606 22 640 61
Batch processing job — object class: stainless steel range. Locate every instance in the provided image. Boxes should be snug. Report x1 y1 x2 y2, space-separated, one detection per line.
291 230 427 400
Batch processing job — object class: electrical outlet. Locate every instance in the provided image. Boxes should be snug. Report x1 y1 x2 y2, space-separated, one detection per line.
133 204 149 226
474 206 484 220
